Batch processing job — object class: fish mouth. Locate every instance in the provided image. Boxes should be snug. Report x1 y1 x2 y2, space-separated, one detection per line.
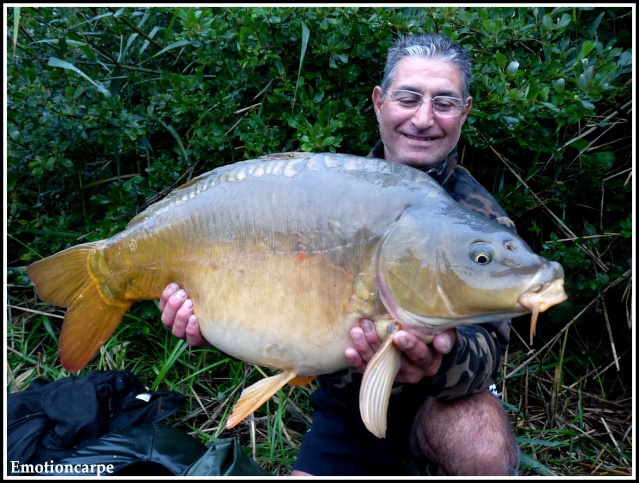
518 277 568 344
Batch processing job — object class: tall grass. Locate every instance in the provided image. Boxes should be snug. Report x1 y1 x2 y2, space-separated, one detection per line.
6 279 632 476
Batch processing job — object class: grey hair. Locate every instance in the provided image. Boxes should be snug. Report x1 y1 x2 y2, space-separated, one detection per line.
380 33 472 100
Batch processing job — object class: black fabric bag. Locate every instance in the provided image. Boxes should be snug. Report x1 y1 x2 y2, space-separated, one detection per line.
36 424 208 476
7 370 185 474
183 437 270 476
32 425 270 477
8 370 271 477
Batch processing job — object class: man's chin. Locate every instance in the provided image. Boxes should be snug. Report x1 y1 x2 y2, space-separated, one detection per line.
395 154 440 171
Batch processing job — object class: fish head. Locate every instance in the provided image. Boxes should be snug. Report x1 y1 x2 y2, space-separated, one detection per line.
377 203 567 341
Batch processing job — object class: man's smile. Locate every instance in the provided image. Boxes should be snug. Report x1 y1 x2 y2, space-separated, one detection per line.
401 133 440 141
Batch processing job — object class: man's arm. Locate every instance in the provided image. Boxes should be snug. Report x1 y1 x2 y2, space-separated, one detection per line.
427 320 510 399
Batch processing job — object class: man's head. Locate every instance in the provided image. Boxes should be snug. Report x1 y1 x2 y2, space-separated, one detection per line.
372 34 473 170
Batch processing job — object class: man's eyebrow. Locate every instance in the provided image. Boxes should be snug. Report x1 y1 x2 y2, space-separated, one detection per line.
395 85 422 93
395 85 461 97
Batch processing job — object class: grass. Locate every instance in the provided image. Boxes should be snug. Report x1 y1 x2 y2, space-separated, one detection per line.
5 276 633 477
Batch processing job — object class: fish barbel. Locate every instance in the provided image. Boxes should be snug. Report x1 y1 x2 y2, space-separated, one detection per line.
27 152 567 438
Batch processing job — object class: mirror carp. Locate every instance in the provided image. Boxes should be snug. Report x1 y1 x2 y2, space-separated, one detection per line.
27 152 567 438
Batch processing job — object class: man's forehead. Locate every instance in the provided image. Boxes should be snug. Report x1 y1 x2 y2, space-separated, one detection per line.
392 57 463 93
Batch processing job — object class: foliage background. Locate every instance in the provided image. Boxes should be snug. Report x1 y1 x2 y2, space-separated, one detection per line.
5 6 634 476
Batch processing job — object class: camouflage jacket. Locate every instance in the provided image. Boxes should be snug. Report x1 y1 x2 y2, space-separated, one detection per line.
317 142 514 402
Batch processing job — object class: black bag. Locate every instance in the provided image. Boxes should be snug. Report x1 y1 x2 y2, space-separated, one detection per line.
7 370 185 474
8 370 270 476
33 425 269 476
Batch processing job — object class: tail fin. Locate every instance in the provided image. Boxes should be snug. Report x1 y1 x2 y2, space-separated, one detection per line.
27 243 132 372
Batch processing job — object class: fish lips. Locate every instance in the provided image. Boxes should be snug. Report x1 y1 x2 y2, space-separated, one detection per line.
517 263 568 343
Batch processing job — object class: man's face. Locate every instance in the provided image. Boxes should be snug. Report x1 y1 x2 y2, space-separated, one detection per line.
372 56 472 170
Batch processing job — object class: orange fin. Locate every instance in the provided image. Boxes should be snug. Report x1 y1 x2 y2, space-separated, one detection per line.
289 375 316 386
359 322 402 438
226 371 298 429
58 296 131 372
27 243 131 372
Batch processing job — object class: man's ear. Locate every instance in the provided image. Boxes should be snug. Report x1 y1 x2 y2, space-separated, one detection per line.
372 86 384 117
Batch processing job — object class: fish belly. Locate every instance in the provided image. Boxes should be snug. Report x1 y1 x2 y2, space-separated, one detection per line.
182 250 363 375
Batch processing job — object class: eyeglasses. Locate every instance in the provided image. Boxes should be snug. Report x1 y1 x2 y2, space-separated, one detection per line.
388 90 467 117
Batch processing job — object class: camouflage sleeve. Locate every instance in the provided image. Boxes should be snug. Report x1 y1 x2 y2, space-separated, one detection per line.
418 320 511 399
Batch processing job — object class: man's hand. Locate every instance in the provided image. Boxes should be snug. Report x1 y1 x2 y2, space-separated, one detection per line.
159 283 210 347
344 319 456 384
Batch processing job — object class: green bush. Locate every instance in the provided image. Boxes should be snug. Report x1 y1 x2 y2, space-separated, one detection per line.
8 5 632 336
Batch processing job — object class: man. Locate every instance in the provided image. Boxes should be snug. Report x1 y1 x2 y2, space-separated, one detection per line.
159 33 520 476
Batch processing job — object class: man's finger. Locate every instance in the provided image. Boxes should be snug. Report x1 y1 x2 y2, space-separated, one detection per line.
432 329 456 354
350 326 375 363
393 331 435 367
159 282 179 312
361 319 382 351
345 347 366 373
161 289 188 328
185 314 210 347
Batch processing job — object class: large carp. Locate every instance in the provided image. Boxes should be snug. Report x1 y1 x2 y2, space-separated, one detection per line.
27 152 567 438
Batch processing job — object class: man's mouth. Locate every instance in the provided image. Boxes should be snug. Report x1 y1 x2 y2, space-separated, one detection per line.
402 133 438 141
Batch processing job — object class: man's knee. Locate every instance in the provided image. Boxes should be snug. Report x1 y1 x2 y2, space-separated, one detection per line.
409 390 519 476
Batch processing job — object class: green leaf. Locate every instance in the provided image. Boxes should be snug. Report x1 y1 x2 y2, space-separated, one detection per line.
150 339 188 390
12 6 20 62
47 57 111 98
140 26 164 55
299 21 310 71
482 19 496 33
617 49 631 68
150 39 191 59
556 12 572 29
518 450 559 476
568 139 589 150
577 73 589 89
540 101 560 112
516 437 563 447
587 11 605 37
552 78 565 91
579 40 596 59
292 21 310 109
159 121 187 161
122 33 139 62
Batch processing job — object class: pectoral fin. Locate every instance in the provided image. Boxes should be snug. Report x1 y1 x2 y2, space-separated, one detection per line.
359 322 401 438
226 370 298 429
288 375 316 386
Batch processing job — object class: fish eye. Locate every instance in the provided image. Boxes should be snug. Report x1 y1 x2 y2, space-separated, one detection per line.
469 242 494 265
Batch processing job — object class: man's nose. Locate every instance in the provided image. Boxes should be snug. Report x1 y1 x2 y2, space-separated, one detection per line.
411 99 436 129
